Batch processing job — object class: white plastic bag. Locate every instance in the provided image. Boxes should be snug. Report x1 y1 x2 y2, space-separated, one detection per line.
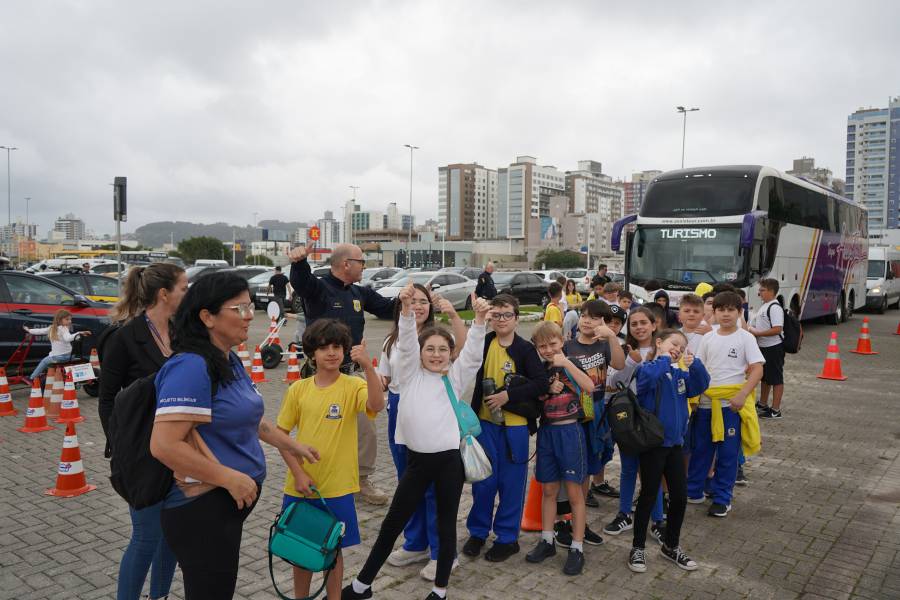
460 434 492 483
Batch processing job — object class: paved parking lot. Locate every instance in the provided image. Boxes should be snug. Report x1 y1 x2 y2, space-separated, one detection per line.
1 310 899 599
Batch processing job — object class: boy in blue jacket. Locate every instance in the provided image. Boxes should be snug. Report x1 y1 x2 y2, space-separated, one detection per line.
628 329 709 574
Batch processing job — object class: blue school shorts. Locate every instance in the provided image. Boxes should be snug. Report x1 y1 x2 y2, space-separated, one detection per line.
282 493 360 548
536 422 587 484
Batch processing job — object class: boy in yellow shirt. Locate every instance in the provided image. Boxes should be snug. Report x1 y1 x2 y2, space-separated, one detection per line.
543 282 564 327
277 318 386 599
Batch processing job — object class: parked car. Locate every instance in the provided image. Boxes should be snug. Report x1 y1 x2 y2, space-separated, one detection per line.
37 270 121 303
563 269 591 294
185 264 230 283
376 271 476 310
438 266 482 280
532 270 568 285
371 268 420 290
0 271 111 369
491 271 549 306
361 267 402 288
247 268 278 310
221 266 273 282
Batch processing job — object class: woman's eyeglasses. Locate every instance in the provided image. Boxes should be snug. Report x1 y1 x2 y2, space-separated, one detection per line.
225 303 255 317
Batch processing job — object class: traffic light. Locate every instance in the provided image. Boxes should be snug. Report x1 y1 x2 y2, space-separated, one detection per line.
114 177 127 222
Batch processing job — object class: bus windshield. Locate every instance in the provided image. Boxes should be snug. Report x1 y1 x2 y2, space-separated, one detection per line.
629 226 745 289
641 176 756 217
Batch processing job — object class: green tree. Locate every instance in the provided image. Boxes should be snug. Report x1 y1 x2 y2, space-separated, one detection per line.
532 248 585 269
177 236 233 264
245 254 274 266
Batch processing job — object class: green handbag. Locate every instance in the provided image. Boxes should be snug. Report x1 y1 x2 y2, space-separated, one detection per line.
564 368 594 422
268 486 345 600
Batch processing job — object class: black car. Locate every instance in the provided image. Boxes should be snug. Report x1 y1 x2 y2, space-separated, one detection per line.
490 272 549 306
0 271 112 370
185 264 230 283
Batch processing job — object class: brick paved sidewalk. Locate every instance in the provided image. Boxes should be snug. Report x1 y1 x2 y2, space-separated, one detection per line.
1 314 899 599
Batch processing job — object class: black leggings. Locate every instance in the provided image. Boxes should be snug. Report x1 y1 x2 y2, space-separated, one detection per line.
633 445 687 550
160 486 259 599
358 448 464 588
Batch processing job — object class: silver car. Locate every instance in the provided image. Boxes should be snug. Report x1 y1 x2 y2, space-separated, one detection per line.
377 271 477 310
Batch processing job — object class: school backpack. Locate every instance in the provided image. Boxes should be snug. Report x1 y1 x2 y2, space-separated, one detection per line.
767 301 803 354
604 382 664 455
108 374 173 509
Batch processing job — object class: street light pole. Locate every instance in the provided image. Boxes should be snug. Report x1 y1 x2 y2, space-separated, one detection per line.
403 144 419 254
0 146 18 228
676 106 699 169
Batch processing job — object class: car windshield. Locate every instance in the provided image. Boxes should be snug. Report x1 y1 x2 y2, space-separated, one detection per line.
630 226 745 289
185 266 208 279
362 268 381 278
388 273 432 287
248 271 274 284
867 260 886 279
491 272 517 284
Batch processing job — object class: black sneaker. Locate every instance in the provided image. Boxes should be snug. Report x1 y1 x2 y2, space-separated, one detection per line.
708 503 731 518
424 593 444 600
660 544 698 571
525 539 556 563
462 536 485 557
769 408 783 419
628 547 647 573
584 490 599 508
563 548 585 576
735 467 749 486
603 512 633 535
591 481 620 498
484 541 519 562
758 406 774 419
341 584 373 600
554 521 573 548
583 525 604 546
650 521 666 545
755 402 768 415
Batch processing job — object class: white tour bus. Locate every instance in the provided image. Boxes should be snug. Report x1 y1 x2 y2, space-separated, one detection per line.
612 166 868 324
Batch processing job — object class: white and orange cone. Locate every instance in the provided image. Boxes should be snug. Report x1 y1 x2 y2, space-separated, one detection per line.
17 379 55 433
89 348 101 372
238 343 251 375
0 367 17 417
56 371 85 424
850 317 878 355
45 422 96 498
47 372 65 419
251 345 268 384
42 367 58 412
283 351 301 383
817 332 848 381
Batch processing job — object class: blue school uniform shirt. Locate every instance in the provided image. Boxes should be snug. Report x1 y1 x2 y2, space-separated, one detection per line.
155 352 267 507
635 355 710 447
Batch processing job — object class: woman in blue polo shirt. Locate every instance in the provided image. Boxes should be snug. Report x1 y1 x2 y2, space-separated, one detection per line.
150 272 319 600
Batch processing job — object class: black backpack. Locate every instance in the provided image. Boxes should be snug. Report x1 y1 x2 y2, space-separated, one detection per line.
767 302 803 354
604 382 664 455
108 374 173 509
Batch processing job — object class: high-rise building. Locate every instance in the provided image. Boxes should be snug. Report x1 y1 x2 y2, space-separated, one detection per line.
497 156 566 243
564 161 625 253
846 97 900 232
316 210 342 249
438 163 498 241
786 156 835 190
385 203 402 230
52 213 86 240
623 170 662 215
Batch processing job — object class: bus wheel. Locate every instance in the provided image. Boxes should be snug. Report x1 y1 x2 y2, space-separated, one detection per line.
845 292 854 321
826 293 845 325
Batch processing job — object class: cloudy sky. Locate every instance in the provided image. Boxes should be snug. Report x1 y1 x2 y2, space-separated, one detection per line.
1 0 897 237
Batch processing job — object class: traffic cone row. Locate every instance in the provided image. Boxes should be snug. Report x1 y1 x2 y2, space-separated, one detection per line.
44 422 96 498
283 351 301 383
238 343 251 375
0 368 17 417
251 345 268 383
57 371 85 424
817 332 847 381
850 317 878 355
17 379 55 433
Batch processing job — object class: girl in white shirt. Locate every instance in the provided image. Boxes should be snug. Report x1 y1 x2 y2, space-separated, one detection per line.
23 309 91 383
346 286 490 600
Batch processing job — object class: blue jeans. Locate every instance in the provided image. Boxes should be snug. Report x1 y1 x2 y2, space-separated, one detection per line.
29 353 71 380
117 502 178 600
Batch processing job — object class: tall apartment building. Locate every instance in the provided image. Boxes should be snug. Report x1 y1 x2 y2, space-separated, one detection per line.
438 163 498 241
316 210 342 249
53 213 86 240
786 156 835 190
564 161 625 253
385 203 402 230
623 170 662 215
846 97 900 231
497 156 565 242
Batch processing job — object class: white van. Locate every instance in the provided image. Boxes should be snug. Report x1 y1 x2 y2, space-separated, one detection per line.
865 246 900 313
194 259 230 267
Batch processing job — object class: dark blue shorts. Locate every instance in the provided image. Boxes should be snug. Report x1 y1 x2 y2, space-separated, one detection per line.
536 423 587 484
281 493 360 548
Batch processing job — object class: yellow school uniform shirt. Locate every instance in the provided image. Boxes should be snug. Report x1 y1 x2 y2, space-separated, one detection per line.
543 303 563 327
478 338 527 426
565 292 583 308
277 374 372 498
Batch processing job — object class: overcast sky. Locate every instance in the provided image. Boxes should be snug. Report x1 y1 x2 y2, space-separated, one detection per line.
1 0 897 237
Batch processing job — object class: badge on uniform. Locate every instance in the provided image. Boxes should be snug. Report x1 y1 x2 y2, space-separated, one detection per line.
353 299 361 312
326 403 342 420
727 427 736 437
677 379 686 394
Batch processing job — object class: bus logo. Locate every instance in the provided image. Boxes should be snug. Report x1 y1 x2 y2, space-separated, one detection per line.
660 228 718 240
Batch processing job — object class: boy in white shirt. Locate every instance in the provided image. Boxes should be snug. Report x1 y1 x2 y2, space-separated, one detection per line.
749 278 785 419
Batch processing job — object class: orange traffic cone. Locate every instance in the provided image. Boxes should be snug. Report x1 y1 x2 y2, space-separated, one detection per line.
895 321 900 336
283 351 301 383
521 477 544 532
850 317 878 355
45 422 96 498
0 367 17 417
47 372 64 419
238 343 251 375
372 357 378 369
17 379 55 433
89 348 101 372
817 332 848 381
42 367 57 412
251 345 268 384
56 371 85 424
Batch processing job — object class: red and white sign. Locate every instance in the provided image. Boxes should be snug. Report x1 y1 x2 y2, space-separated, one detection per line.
309 226 321 241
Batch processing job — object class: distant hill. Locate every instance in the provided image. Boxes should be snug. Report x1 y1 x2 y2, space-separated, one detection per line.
133 220 304 248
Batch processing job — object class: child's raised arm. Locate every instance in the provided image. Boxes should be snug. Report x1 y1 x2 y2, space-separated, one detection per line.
635 355 672 397
393 283 421 387
448 295 489 391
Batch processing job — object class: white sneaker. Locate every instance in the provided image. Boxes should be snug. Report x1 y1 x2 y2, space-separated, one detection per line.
387 547 430 567
419 558 460 581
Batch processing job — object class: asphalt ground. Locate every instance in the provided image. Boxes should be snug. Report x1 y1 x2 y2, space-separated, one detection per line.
1 310 899 599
